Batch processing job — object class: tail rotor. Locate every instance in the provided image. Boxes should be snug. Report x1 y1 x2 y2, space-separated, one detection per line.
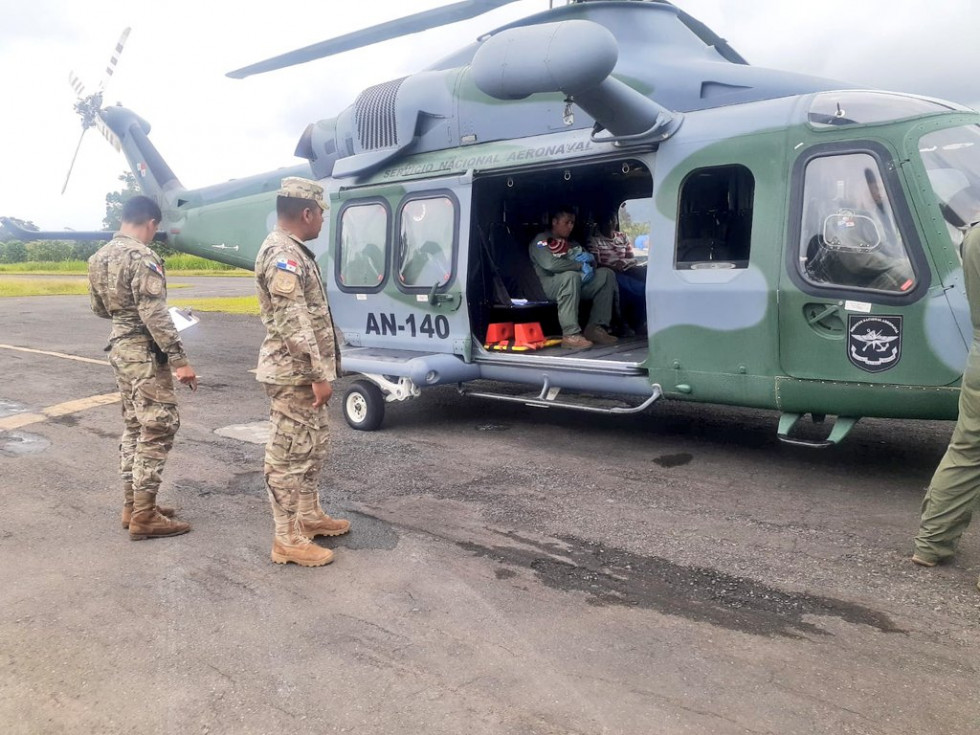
62 27 131 194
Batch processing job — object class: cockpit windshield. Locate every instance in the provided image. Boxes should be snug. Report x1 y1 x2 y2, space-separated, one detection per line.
919 125 980 251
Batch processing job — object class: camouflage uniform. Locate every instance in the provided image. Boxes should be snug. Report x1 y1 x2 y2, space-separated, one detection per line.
88 234 188 498
255 227 340 520
914 222 980 566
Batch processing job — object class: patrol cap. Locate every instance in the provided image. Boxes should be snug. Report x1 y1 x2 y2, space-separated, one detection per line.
278 176 327 211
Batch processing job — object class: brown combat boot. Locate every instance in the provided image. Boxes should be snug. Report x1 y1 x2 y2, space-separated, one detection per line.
561 333 593 349
295 493 351 539
129 491 191 540
271 515 334 567
121 482 176 528
583 324 618 346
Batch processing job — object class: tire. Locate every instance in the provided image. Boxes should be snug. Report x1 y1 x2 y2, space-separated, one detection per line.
343 379 385 431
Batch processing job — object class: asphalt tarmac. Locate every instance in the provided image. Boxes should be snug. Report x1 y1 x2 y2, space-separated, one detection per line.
2 276 979 735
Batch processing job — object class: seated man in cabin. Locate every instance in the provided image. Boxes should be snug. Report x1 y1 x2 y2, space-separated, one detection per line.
586 209 647 334
528 205 618 349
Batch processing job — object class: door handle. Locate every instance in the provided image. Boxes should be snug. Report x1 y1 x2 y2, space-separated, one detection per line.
802 303 845 336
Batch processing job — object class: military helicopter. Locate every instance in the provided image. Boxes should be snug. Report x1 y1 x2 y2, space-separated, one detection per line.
8 0 980 446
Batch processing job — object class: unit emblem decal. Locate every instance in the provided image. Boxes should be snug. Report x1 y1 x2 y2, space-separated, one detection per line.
847 315 902 373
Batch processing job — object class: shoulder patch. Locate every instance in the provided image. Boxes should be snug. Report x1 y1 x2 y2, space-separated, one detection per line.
276 258 302 275
130 251 143 261
535 240 548 248
146 277 163 296
146 261 164 277
271 269 298 296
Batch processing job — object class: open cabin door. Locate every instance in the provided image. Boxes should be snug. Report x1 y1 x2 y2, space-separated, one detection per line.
326 172 473 360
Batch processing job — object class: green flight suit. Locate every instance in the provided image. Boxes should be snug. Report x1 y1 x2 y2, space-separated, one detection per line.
914 222 980 564
528 230 616 335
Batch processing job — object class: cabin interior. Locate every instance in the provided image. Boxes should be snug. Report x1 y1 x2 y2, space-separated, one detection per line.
466 155 754 364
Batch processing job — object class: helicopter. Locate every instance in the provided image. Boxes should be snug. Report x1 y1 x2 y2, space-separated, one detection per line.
6 0 980 447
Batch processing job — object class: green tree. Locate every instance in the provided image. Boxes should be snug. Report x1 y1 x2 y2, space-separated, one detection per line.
103 171 140 231
26 240 72 262
103 171 176 256
0 241 27 263
71 241 102 261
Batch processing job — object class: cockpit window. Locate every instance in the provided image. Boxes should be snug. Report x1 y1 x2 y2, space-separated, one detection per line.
919 124 980 253
808 91 957 129
799 153 916 293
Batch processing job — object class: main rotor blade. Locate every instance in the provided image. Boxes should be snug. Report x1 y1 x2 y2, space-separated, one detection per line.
226 0 519 79
61 127 89 195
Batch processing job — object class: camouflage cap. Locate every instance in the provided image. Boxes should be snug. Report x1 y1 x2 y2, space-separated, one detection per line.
278 176 327 211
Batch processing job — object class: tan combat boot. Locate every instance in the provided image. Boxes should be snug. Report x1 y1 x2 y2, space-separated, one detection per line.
121 482 176 528
270 513 334 567
295 493 351 539
129 491 191 540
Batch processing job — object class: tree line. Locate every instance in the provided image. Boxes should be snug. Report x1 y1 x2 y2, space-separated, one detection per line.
0 172 176 262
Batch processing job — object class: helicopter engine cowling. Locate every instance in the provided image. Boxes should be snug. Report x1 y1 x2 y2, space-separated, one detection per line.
470 19 618 100
471 19 680 141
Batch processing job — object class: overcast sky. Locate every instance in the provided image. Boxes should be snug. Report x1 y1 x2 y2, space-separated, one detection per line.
1 0 977 231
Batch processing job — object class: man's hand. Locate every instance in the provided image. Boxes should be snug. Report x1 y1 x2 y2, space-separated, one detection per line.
174 365 198 392
312 380 333 408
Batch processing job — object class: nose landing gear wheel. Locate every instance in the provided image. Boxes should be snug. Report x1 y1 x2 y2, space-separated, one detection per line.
343 379 385 431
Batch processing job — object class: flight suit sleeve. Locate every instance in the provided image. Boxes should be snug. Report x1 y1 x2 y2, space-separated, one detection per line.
262 256 331 383
132 256 189 368
528 236 582 274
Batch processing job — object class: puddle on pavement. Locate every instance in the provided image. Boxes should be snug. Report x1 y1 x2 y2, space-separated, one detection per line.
0 399 28 419
460 532 902 638
653 452 693 468
0 431 51 456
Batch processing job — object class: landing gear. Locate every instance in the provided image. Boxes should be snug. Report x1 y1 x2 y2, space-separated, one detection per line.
343 379 385 431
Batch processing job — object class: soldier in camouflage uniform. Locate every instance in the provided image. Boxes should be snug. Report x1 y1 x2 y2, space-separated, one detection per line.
255 177 350 568
913 218 980 591
88 195 197 540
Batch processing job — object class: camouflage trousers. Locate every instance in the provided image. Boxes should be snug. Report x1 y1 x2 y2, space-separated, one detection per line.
914 348 980 563
109 339 180 495
264 384 329 515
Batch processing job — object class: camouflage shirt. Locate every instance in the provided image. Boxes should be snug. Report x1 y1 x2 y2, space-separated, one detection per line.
87 233 188 368
255 227 339 385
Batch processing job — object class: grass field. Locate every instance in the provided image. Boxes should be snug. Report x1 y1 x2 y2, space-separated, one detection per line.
169 296 260 315
0 257 257 312
0 255 251 276
0 278 90 297
0 277 193 298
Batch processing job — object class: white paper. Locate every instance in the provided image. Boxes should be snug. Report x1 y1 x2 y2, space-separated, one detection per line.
168 306 200 332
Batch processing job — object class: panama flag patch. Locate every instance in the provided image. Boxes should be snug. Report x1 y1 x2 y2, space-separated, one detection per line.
145 261 164 277
276 258 301 275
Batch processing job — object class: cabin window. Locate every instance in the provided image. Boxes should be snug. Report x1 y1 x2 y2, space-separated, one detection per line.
918 124 980 254
337 201 388 291
397 194 457 290
675 165 754 269
798 153 916 293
